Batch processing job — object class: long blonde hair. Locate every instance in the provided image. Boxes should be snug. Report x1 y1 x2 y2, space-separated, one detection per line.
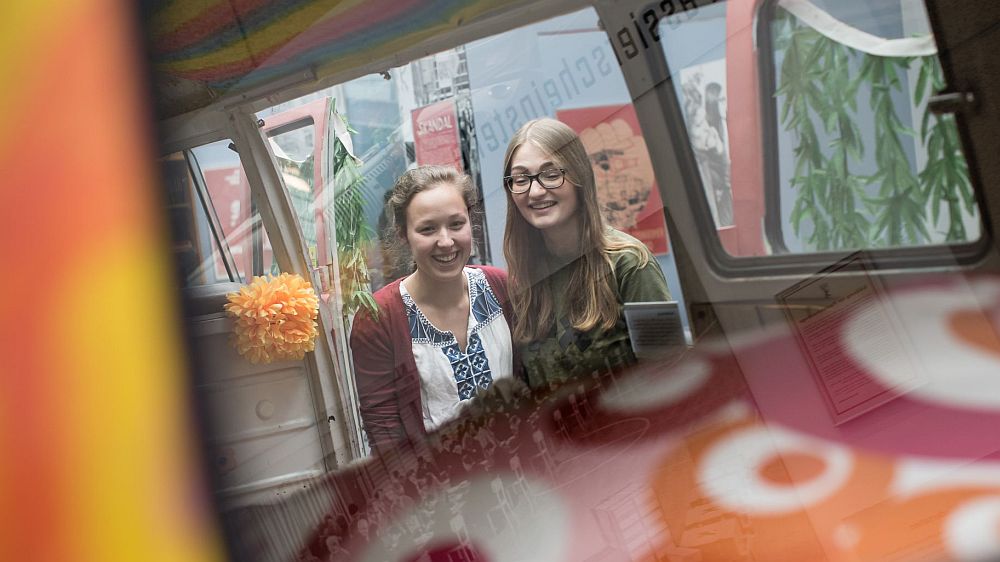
502 118 648 344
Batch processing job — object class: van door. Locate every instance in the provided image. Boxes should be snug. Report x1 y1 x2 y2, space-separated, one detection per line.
159 106 364 509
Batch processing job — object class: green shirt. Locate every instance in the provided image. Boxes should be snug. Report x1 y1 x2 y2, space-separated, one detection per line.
520 229 671 389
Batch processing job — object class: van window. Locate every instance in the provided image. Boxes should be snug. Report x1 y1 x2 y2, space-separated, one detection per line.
659 0 983 258
267 118 323 266
162 140 278 287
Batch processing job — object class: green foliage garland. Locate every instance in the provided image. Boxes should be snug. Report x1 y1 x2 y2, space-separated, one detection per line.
913 56 976 242
329 106 378 317
774 9 976 251
861 53 926 246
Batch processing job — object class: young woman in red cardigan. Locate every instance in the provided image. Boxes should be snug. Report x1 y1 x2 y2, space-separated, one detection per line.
349 166 517 454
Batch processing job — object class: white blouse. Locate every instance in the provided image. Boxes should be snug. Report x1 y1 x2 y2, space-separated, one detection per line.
399 268 512 432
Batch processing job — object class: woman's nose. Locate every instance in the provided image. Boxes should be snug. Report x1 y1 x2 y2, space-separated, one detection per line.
527 177 547 197
436 229 454 246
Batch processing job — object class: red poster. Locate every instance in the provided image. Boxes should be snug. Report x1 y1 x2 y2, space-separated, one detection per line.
557 105 670 255
412 99 463 171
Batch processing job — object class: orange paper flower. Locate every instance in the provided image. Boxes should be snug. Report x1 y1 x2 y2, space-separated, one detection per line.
223 273 320 364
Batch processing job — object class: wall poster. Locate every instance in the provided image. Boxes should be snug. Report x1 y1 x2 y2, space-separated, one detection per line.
679 57 734 228
411 98 463 171
557 105 670 255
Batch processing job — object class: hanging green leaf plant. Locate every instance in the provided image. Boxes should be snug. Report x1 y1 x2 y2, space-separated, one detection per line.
862 53 927 246
913 56 976 242
329 106 378 317
774 8 977 251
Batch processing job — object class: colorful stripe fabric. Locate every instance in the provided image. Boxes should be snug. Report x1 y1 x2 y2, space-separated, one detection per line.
0 1 225 560
151 0 531 99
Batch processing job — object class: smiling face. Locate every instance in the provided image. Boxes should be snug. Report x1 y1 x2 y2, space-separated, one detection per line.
403 182 472 285
509 141 580 244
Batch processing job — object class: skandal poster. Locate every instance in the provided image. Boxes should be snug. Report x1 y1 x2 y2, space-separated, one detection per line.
412 98 463 171
557 105 670 255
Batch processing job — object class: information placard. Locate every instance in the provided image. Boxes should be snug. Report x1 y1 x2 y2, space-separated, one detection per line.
777 253 924 425
623 301 687 359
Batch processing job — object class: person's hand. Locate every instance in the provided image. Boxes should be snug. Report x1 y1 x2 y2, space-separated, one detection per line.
460 376 531 419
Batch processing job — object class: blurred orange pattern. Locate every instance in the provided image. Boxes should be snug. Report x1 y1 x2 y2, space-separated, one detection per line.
0 1 224 560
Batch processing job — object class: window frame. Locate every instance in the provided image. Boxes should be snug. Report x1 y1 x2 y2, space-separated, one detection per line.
184 148 244 285
265 116 321 271
750 0 993 272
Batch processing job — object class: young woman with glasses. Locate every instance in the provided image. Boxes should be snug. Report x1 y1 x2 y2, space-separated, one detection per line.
350 166 517 454
502 118 671 389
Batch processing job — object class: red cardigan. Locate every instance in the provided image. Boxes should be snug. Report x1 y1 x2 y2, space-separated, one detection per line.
348 266 517 454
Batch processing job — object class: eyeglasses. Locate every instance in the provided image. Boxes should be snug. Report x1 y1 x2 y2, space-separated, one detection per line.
503 168 567 194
